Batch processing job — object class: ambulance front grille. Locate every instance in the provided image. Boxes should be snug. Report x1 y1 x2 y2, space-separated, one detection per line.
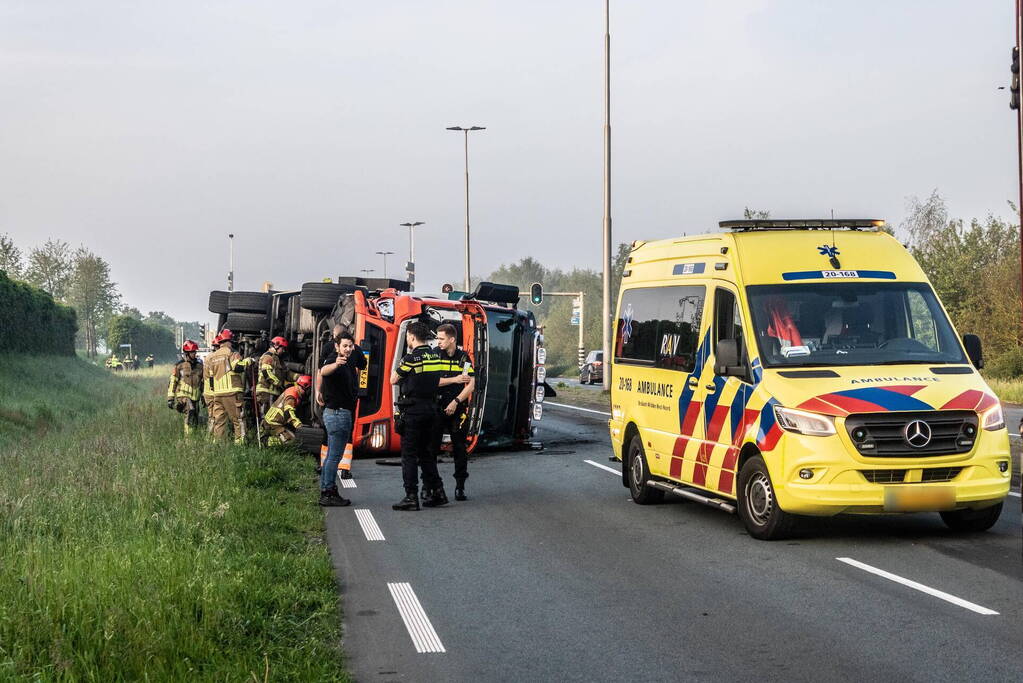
860 467 963 484
845 410 977 457
860 470 907 484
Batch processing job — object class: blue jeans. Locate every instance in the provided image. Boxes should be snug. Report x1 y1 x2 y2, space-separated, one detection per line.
321 407 353 492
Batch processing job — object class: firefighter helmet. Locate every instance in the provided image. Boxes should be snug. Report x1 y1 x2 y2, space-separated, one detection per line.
182 340 199 352
218 329 234 342
271 336 288 348
296 375 313 390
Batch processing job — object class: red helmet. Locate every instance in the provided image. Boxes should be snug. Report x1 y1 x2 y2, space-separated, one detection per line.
271 336 288 348
218 329 234 342
296 375 313 390
182 340 199 353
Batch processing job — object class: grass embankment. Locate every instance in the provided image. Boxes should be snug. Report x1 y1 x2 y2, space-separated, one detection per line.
0 354 346 681
984 378 1023 406
549 382 610 412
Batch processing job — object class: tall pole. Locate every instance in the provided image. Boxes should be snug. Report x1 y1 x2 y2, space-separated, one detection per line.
1017 0 1023 344
601 0 612 390
464 130 471 292
228 233 235 292
376 250 394 278
400 221 424 286
578 292 585 369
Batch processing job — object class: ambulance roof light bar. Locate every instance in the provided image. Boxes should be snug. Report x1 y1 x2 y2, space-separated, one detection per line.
719 219 886 232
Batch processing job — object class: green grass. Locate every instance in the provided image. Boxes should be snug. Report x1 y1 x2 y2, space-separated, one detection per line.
984 377 1023 405
0 355 347 681
550 382 611 412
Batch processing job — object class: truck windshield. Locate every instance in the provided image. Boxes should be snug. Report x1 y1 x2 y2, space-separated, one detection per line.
480 310 519 440
746 282 966 368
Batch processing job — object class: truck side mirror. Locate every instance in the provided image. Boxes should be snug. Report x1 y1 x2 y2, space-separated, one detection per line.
714 339 748 379
963 334 984 369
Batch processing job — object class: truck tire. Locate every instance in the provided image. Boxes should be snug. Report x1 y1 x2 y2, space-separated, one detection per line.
295 425 326 455
939 502 1002 532
626 434 664 505
228 291 270 313
737 455 796 540
217 313 228 332
301 282 347 312
208 290 231 314
223 311 270 334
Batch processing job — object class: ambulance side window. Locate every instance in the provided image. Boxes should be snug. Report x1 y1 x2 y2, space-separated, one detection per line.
615 286 704 372
714 288 745 362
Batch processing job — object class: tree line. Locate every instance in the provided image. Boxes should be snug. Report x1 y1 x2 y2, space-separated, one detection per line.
484 195 1022 379
0 234 198 361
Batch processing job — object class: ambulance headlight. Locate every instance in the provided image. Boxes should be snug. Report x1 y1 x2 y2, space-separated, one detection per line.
981 405 1004 431
773 406 836 437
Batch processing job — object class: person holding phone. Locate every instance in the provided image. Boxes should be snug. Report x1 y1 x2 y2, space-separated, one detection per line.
433 323 475 501
317 330 366 507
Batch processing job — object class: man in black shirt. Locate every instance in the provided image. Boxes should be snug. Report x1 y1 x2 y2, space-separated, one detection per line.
317 330 367 507
391 321 446 510
433 323 475 501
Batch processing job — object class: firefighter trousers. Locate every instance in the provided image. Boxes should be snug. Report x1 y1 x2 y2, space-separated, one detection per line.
210 394 245 443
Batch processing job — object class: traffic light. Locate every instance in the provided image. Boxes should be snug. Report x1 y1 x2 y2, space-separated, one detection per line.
441 283 454 294
198 323 207 345
530 282 543 305
1011 46 1020 110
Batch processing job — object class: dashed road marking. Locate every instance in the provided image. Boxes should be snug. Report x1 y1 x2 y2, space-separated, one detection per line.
837 557 999 615
1008 491 1021 498
387 582 446 653
339 477 357 489
354 509 385 541
584 459 621 476
546 402 611 417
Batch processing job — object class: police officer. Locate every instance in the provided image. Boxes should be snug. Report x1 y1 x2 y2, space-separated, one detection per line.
432 323 475 501
167 340 203 434
390 321 446 511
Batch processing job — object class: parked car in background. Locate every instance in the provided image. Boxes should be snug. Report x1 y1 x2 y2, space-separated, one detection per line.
580 350 604 385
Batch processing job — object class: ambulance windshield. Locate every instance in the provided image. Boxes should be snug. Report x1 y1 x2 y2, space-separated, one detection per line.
746 282 967 367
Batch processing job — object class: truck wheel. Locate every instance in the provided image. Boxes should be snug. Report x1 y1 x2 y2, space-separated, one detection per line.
626 434 664 504
737 455 795 540
295 425 326 456
940 502 1002 532
223 311 270 334
301 282 347 312
229 291 270 313
208 290 231 314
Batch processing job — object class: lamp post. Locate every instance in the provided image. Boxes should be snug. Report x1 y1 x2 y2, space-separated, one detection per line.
446 125 486 291
375 251 394 278
228 233 235 292
601 0 612 391
400 221 425 285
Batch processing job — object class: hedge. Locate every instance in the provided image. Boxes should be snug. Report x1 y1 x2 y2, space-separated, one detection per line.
0 270 77 355
106 315 177 362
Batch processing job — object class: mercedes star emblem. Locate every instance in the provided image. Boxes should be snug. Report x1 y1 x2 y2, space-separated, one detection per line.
903 419 932 448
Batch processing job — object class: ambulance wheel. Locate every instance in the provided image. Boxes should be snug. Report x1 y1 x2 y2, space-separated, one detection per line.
627 435 663 505
737 455 795 540
940 502 1002 533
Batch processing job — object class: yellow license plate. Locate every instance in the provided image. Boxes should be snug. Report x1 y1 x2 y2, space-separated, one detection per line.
883 486 956 512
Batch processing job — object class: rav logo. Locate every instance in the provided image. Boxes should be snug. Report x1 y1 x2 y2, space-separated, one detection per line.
660 333 682 357
818 245 840 258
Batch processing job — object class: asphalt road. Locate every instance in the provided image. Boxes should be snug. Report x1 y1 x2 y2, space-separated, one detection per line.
325 405 1022 683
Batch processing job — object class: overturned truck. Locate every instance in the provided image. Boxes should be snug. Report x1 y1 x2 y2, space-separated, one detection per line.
206 278 552 456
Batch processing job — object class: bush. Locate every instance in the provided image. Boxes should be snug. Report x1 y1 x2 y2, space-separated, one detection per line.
0 270 76 355
107 314 177 362
983 346 1023 380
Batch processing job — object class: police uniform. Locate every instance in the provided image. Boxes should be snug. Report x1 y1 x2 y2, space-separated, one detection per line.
433 347 474 490
167 357 203 434
395 344 445 497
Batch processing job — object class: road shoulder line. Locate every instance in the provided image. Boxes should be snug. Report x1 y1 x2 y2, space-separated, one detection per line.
836 557 999 615
546 401 611 417
584 459 621 475
387 582 446 653
354 509 385 541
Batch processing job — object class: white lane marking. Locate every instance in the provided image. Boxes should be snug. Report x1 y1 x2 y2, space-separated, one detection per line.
1009 491 1021 498
387 582 446 653
339 477 357 489
354 509 385 541
836 557 999 615
545 401 611 417
584 459 621 476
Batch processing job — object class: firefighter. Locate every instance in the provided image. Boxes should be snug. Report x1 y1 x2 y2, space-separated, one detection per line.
390 321 447 511
262 375 312 446
104 356 113 369
432 323 475 501
203 333 222 434
202 329 254 444
256 336 294 418
145 354 155 368
167 340 203 434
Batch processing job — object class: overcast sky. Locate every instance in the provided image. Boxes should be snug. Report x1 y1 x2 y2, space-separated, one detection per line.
0 1 1017 322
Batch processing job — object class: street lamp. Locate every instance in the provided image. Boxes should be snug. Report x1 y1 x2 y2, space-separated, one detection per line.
360 268 375 276
375 251 394 278
399 221 425 285
446 125 486 291
601 0 612 391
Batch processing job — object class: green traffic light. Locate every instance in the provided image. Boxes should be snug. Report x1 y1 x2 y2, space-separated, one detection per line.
530 283 543 305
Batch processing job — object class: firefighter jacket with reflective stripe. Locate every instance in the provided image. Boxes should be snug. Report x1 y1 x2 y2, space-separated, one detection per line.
203 345 253 396
264 385 304 429
256 351 296 396
168 359 204 401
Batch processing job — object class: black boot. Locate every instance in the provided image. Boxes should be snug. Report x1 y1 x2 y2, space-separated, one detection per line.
454 486 467 502
393 492 421 511
339 469 352 480
423 488 448 508
420 488 432 502
319 487 351 507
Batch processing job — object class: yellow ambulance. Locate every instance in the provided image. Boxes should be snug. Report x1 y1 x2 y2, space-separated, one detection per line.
609 219 1011 539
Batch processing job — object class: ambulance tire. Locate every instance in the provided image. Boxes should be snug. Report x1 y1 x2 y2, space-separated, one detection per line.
300 282 347 312
737 455 795 540
208 290 231 314
939 502 1002 533
626 435 664 505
